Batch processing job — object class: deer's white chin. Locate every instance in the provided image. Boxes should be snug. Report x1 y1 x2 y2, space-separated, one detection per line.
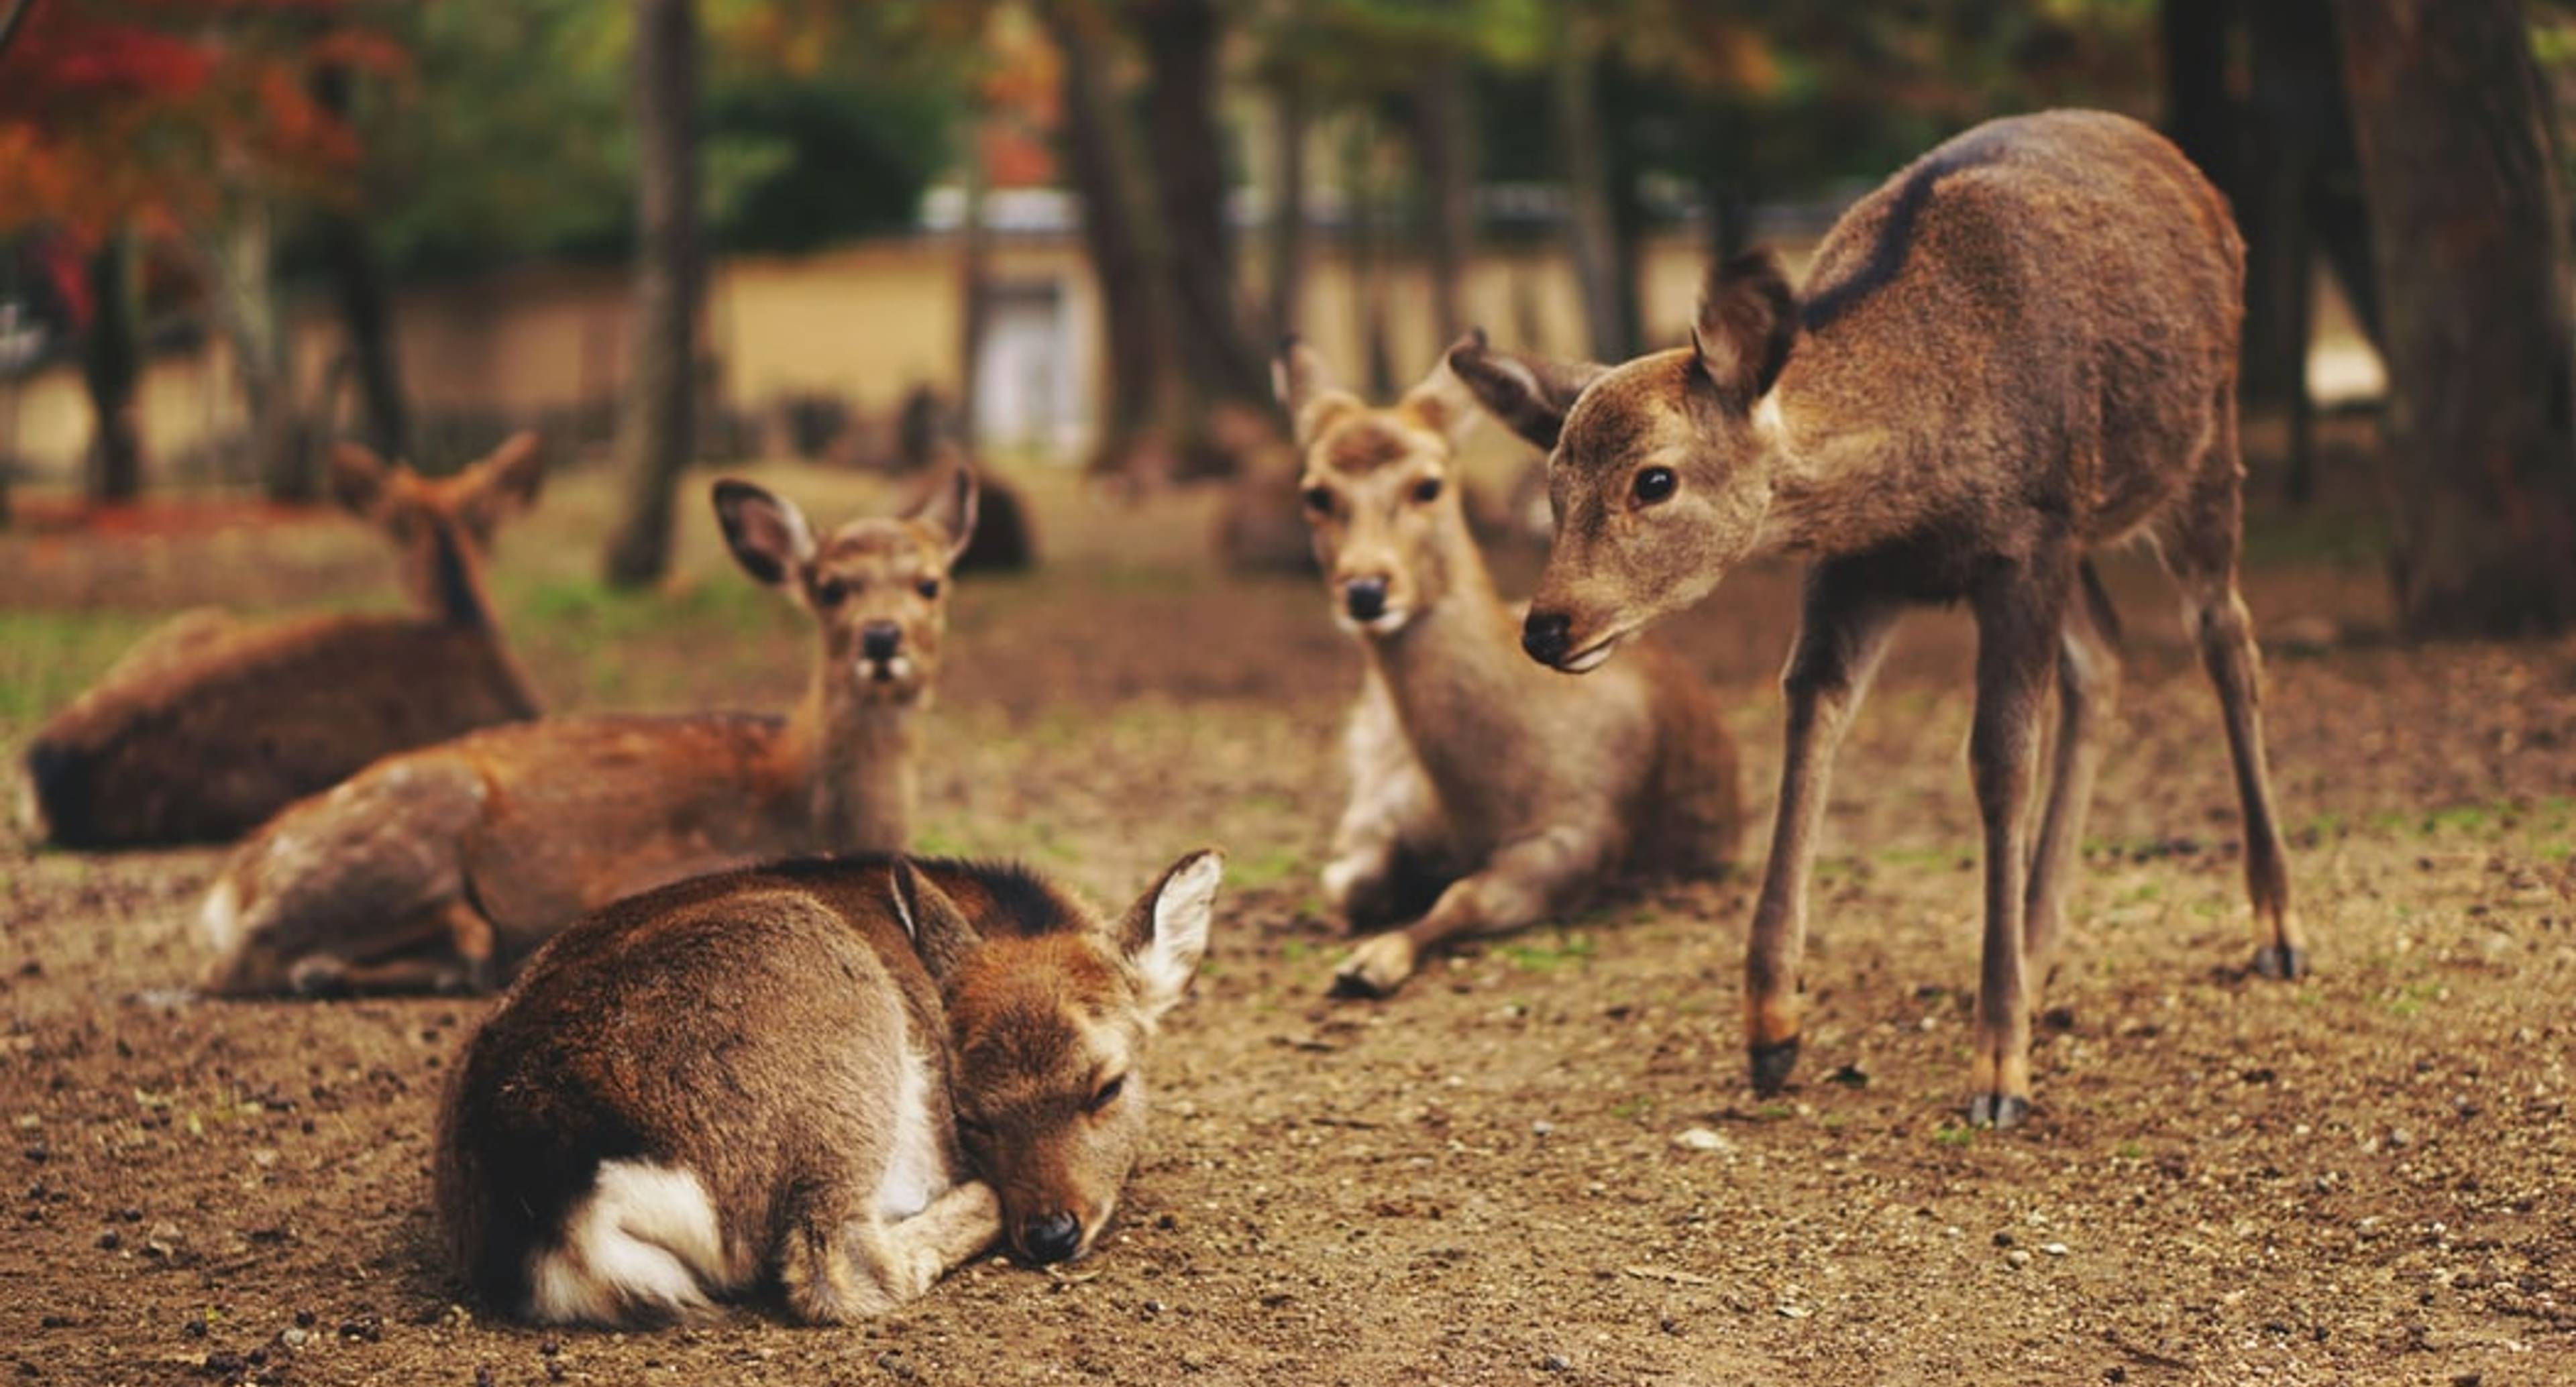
1333 607 1415 639
1556 633 1625 673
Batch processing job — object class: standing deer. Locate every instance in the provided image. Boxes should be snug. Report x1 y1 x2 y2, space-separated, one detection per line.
197 469 977 997
435 849 1222 1325
21 435 546 848
1275 343 1742 997
1449 110 2298 1127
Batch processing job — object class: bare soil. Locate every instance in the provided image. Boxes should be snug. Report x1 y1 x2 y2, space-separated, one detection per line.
2 463 2571 1386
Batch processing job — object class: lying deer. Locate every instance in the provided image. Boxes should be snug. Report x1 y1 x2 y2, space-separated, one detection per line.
1450 110 2298 1127
21 435 545 847
197 469 977 996
1275 342 1742 997
435 849 1222 1325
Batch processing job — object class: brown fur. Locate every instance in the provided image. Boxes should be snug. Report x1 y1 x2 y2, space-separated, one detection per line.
1275 341 1742 997
196 469 981 997
433 850 1221 1325
1450 111 2297 1126
20 435 546 847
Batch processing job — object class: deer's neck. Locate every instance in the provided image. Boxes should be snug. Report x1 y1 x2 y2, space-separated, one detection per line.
784 676 919 854
1359 532 1523 742
419 520 543 716
1756 386 1926 558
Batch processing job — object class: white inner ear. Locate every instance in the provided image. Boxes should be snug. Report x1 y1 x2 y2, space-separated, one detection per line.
1138 852 1223 1009
890 867 924 944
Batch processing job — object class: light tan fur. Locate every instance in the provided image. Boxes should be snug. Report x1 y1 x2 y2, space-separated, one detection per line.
434 850 1221 1325
197 469 980 997
1275 341 1742 997
21 435 546 847
1450 111 2296 1127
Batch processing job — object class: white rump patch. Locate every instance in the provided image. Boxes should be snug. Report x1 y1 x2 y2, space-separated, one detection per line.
876 1042 948 1222
197 877 244 955
527 1160 727 1325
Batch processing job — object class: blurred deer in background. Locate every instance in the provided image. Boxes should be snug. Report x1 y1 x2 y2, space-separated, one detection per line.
435 849 1222 1325
197 468 978 997
1277 341 1743 998
1451 110 2296 1127
21 434 547 848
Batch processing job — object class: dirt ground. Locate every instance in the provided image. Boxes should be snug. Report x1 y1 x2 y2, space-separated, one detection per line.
2 460 2571 1386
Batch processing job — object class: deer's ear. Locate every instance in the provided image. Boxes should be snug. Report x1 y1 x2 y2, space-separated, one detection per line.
891 858 983 983
454 432 545 536
1399 359 1480 445
1693 250 1797 410
1444 329 1605 451
1272 337 1360 449
910 459 980 567
712 479 816 593
1118 849 1223 1019
328 441 392 517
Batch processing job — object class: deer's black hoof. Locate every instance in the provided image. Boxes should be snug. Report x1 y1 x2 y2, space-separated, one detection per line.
2252 943 2307 981
1967 1092 2030 1129
1748 1037 1801 1096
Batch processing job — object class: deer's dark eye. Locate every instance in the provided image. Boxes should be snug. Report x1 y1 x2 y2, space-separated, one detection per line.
1301 486 1335 516
916 577 942 600
1085 1074 1126 1113
1411 477 1443 504
1631 466 1678 506
812 576 848 607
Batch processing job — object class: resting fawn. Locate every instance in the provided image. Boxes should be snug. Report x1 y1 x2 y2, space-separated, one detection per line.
197 469 977 996
1276 343 1742 997
435 849 1222 1325
1450 110 2296 1126
22 435 545 847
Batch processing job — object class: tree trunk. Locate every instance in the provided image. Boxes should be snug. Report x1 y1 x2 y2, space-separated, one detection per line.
1603 62 1648 357
2161 0 2239 192
1134 0 1265 408
1345 126 1397 401
2242 0 2332 501
1049 3 1183 478
1269 76 1309 343
215 201 319 502
1551 17 1622 361
313 63 411 464
1412 50 1475 342
602 0 702 588
955 109 991 453
82 233 142 504
2337 0 2576 635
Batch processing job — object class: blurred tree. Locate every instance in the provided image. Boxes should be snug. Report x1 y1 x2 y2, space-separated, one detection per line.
602 0 704 588
2337 0 2576 635
0 0 390 502
309 62 410 465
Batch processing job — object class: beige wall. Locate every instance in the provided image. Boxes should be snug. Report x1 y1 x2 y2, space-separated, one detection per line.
3 231 1725 483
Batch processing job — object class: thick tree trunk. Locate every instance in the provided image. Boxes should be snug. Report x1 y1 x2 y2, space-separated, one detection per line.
2337 0 2576 635
215 202 319 503
1049 4 1179 476
313 63 410 464
1412 51 1475 341
1134 0 1265 408
602 0 702 588
1269 76 1309 343
1344 127 1396 401
2243 0 2333 500
82 233 142 503
955 111 991 453
2161 0 2239 192
1551 18 1622 361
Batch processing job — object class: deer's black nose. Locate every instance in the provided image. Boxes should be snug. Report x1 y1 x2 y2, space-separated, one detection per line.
1344 576 1389 622
1022 1211 1081 1265
860 622 902 661
1522 609 1573 665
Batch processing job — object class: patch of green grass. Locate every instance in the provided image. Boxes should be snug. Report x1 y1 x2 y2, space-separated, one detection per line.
0 609 166 740
1223 844 1308 892
1495 931 1599 974
2114 1140 2146 1160
1755 1102 1795 1121
1609 1097 1652 1121
2384 979 2442 1017
1933 1124 1978 1148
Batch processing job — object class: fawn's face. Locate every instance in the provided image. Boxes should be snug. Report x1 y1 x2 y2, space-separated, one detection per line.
716 471 979 705
1273 343 1480 636
1448 254 1801 671
898 852 1221 1266
329 433 545 616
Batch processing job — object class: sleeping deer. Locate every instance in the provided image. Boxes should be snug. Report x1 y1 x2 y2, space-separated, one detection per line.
1450 109 2298 1127
1275 343 1743 997
21 435 545 847
197 469 978 997
435 849 1222 1325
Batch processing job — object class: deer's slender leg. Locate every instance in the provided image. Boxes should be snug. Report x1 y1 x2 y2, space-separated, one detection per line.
2022 558 2123 991
1965 555 2071 1128
853 1180 1002 1306
1743 563 1905 1095
1332 826 1608 997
